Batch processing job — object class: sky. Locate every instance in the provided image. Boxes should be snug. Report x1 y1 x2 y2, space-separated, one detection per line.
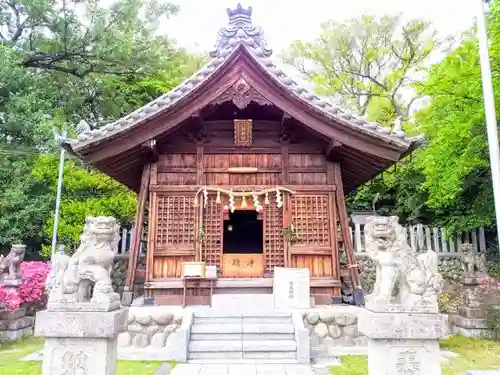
165 0 479 54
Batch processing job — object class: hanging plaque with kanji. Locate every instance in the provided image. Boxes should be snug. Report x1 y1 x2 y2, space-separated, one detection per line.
234 119 253 147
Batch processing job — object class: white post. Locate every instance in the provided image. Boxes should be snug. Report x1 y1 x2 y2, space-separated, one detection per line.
354 223 362 253
51 130 67 259
477 0 500 252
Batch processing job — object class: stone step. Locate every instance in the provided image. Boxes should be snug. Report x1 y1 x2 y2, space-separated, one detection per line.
189 340 242 353
187 358 299 364
243 317 292 324
193 309 292 318
188 339 297 353
191 323 241 334
193 317 242 324
190 333 242 341
190 333 295 341
211 294 275 310
190 322 294 334
243 351 297 359
187 352 298 361
243 340 297 352
243 324 294 334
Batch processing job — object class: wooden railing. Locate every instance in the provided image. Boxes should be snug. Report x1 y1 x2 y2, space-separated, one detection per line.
116 224 488 255
349 223 486 254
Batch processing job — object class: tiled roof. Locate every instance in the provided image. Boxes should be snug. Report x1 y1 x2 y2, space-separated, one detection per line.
67 4 415 152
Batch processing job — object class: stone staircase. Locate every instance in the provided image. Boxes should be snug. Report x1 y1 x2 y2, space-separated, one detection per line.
187 310 303 364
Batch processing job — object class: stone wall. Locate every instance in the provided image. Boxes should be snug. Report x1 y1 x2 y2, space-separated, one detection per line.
111 254 146 296
357 253 462 293
0 307 34 342
302 306 366 363
117 306 183 356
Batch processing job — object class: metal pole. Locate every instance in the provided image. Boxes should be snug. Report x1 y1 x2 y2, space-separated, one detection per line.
51 130 67 259
476 0 500 252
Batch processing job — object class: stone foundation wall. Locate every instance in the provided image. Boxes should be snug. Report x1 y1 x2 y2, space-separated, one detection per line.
111 253 464 298
357 253 462 293
0 307 34 342
117 306 183 350
302 306 366 362
111 255 146 296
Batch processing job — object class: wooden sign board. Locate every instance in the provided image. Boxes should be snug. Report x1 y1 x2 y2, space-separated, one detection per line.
222 254 264 278
234 119 253 147
182 262 206 277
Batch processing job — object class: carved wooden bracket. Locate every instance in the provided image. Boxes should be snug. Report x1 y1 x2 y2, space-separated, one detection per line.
141 138 159 162
212 78 272 109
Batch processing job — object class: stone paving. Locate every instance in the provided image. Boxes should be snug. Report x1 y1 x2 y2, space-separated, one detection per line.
165 364 315 375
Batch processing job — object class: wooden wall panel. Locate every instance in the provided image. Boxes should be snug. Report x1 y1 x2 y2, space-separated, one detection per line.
288 154 327 167
202 120 281 148
203 154 282 186
289 173 327 185
152 256 195 278
157 173 197 185
291 255 333 277
157 154 197 185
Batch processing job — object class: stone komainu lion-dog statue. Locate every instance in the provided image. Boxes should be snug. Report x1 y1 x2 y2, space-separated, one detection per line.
460 243 487 277
364 216 444 310
0 244 26 281
45 216 121 311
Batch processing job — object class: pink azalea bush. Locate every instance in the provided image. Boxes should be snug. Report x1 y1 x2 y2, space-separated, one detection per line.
478 275 500 332
0 261 51 312
478 276 500 300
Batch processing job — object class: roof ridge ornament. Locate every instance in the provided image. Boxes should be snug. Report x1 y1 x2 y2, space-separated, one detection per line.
210 3 272 58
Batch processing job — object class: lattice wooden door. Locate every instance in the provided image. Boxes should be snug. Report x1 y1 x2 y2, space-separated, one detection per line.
201 195 222 268
291 195 331 246
264 195 285 272
155 195 196 250
151 194 196 278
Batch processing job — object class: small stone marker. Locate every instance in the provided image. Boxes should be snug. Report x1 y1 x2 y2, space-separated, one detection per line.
273 267 310 309
35 216 127 375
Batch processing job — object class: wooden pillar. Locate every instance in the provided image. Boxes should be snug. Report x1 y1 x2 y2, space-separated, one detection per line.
281 143 290 266
196 144 204 262
146 162 157 286
122 163 151 306
327 163 340 282
332 163 363 301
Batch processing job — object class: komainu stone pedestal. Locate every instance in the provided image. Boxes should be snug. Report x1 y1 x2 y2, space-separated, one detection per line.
359 307 448 375
35 308 127 375
451 276 494 337
0 307 34 342
36 216 127 375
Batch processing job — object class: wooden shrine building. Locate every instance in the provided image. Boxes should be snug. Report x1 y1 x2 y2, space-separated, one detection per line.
64 4 419 306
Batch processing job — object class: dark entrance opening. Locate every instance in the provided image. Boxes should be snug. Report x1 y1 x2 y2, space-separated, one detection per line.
223 210 263 254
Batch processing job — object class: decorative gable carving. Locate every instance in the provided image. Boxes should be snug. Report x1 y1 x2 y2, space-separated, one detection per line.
212 78 271 109
234 119 253 147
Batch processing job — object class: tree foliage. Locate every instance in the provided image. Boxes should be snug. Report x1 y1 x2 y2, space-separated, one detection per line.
283 7 500 236
282 14 446 126
0 0 202 254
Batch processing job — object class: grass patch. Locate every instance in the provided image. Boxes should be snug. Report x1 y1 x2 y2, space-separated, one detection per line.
0 336 169 375
330 335 500 375
441 335 500 375
330 356 366 375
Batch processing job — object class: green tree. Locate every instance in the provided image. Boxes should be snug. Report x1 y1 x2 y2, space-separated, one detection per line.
0 0 202 253
282 14 445 126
